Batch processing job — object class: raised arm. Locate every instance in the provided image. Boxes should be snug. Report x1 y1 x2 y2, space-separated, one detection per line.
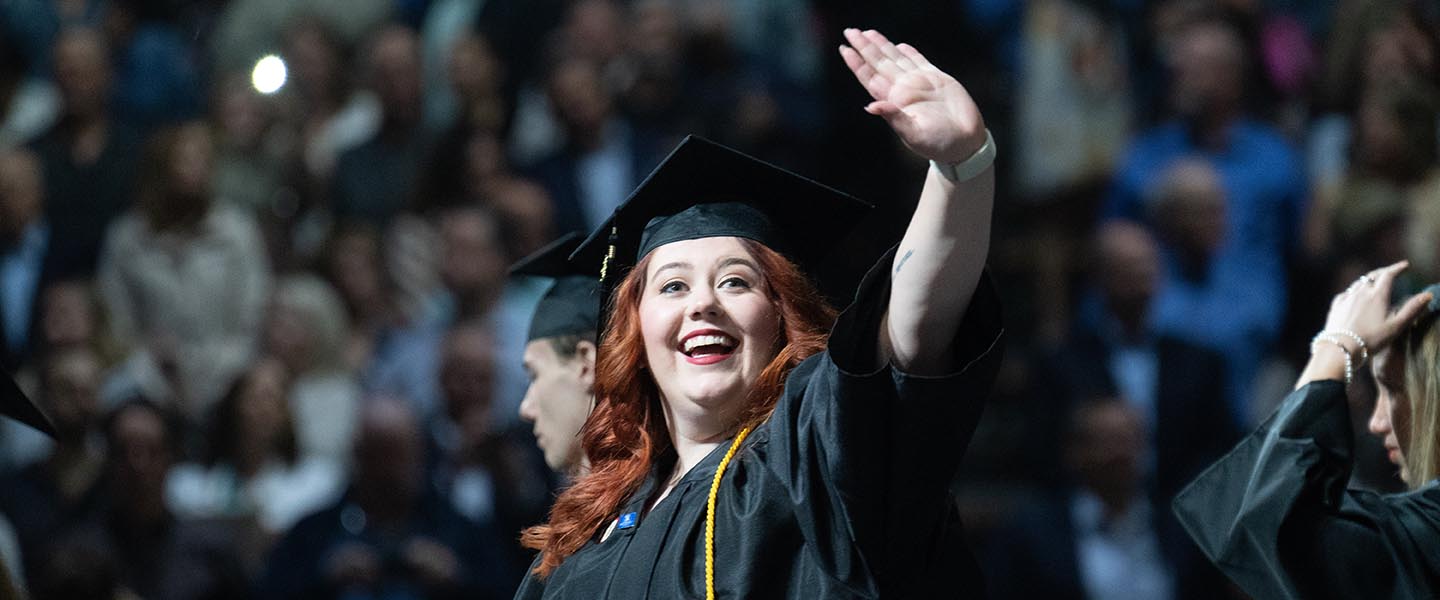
839 29 994 374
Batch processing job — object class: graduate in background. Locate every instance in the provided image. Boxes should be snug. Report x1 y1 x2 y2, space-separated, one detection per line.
1174 262 1440 599
511 233 600 476
515 28 1002 599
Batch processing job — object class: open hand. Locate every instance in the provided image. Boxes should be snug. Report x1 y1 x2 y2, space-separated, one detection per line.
1324 261 1434 353
839 29 986 164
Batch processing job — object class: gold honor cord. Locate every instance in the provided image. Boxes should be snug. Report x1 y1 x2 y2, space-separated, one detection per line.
705 426 751 600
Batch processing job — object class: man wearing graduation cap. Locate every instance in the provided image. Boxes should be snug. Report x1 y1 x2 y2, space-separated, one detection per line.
512 233 600 475
515 29 1004 599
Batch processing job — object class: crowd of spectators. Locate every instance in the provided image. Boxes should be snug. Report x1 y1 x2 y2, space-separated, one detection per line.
0 0 1435 598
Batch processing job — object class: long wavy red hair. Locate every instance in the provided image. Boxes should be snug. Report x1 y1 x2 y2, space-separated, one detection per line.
521 239 837 576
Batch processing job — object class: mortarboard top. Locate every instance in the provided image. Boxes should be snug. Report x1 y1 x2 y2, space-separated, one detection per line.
1 371 55 438
511 232 601 343
569 135 872 326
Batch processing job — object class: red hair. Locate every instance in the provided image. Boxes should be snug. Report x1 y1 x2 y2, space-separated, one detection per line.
521 239 836 576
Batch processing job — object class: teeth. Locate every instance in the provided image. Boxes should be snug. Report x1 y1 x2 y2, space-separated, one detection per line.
683 334 735 353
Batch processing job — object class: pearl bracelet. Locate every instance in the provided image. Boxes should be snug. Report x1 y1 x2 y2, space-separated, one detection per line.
931 129 996 183
1310 333 1354 386
1328 329 1369 365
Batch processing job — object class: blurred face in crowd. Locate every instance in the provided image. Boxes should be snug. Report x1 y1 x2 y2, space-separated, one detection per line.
0 150 43 242
1095 222 1161 329
215 76 270 149
238 358 291 448
1167 21 1244 120
547 58 612 141
353 400 425 505
109 403 174 514
284 20 342 103
1066 400 1146 504
439 209 507 307
369 26 423 123
520 337 595 471
44 349 102 441
448 33 502 102
53 28 111 119
440 324 496 426
328 227 386 312
264 298 313 375
1370 347 1413 483
40 281 96 351
564 0 625 64
1154 159 1227 263
1363 18 1436 90
169 123 214 200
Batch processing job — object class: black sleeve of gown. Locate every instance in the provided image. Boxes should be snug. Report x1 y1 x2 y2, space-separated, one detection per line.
1171 380 1411 599
764 245 1004 588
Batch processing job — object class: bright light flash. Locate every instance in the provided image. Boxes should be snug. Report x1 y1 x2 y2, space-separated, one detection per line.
252 55 287 94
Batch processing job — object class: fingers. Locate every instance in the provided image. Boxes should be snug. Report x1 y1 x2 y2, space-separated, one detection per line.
896 43 934 69
838 45 889 100
863 29 917 70
1390 290 1436 331
1372 260 1410 292
843 28 903 79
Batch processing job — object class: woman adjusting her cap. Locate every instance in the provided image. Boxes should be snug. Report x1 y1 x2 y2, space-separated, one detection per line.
515 28 1003 599
1174 261 1440 599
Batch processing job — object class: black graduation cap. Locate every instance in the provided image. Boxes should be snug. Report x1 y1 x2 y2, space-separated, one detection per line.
511 232 601 342
1 371 55 438
570 135 872 325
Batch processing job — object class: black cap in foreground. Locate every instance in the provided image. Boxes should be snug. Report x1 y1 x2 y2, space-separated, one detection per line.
2 372 55 438
569 135 872 324
511 233 601 342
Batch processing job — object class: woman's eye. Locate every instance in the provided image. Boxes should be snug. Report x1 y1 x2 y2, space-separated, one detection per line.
719 277 751 289
660 281 687 294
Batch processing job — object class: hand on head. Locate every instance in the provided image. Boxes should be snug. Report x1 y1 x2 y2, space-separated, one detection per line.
1325 261 1435 353
838 28 986 163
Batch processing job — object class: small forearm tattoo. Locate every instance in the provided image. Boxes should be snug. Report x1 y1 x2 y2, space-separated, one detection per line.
895 249 914 275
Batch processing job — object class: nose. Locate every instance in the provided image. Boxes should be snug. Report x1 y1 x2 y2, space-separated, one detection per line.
518 389 537 423
1369 393 1392 437
687 285 720 319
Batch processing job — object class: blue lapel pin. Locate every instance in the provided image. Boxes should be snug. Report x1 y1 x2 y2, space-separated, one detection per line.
618 512 638 530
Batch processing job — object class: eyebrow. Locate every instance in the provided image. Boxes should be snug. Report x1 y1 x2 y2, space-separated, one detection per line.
718 257 760 272
652 261 692 279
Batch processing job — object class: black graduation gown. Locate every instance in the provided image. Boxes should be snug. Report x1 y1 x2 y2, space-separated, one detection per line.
1172 380 1440 600
514 250 1005 599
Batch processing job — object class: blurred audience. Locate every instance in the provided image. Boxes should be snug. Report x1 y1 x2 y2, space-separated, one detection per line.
987 398 1229 599
258 398 517 599
429 322 549 569
0 36 58 151
263 275 363 465
0 149 52 371
1107 14 1307 419
0 347 107 585
166 357 343 564
1040 221 1238 499
97 121 271 423
48 398 249 599
524 52 660 234
32 27 142 280
332 24 431 227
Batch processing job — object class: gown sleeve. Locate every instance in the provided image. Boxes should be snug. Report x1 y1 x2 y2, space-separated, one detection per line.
1172 380 1440 600
763 245 1004 589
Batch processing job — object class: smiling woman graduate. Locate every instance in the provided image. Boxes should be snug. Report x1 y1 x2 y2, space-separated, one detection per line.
513 29 1004 599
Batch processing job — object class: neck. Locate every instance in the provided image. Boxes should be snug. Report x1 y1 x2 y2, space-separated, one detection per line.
660 392 743 484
